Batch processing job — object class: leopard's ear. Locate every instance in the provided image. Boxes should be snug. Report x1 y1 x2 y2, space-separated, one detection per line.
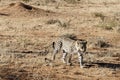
79 40 87 44
84 40 87 44
79 40 84 44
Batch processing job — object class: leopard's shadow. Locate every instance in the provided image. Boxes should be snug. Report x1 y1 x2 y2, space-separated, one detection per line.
85 62 120 69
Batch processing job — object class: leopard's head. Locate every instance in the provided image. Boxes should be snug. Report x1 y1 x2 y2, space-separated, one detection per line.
75 39 87 52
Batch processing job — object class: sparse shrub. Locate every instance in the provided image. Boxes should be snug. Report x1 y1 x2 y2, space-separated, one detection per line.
88 37 111 48
97 19 118 30
58 21 68 28
95 12 120 31
58 19 71 28
45 0 56 5
64 0 80 4
93 12 105 21
46 19 60 24
46 19 71 28
97 23 114 30
95 40 110 48
22 0 30 3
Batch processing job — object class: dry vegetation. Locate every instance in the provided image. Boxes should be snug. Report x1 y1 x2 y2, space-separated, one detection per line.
0 0 120 80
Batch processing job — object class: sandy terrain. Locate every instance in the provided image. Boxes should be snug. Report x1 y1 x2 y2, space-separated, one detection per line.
0 0 120 80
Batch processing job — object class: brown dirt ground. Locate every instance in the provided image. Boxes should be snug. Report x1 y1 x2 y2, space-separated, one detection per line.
0 0 120 80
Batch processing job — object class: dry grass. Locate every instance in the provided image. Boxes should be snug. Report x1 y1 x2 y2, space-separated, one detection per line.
22 0 31 3
0 0 120 80
94 12 120 31
64 0 78 4
93 12 105 21
46 19 71 28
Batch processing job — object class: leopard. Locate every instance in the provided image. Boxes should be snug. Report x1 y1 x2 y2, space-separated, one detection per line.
52 36 87 68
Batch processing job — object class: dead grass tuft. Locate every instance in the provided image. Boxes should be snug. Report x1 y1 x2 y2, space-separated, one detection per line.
22 0 31 3
93 12 105 21
46 19 60 24
46 19 71 28
64 0 80 4
95 12 120 31
95 40 111 48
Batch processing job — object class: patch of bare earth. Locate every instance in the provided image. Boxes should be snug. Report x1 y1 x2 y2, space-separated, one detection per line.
0 1 120 80
0 2 56 18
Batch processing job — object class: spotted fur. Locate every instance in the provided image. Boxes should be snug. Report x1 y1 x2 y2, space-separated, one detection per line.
52 37 87 68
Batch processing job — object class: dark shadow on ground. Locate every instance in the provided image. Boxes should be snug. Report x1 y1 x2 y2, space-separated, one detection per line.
93 62 120 69
0 13 9 16
85 62 120 69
